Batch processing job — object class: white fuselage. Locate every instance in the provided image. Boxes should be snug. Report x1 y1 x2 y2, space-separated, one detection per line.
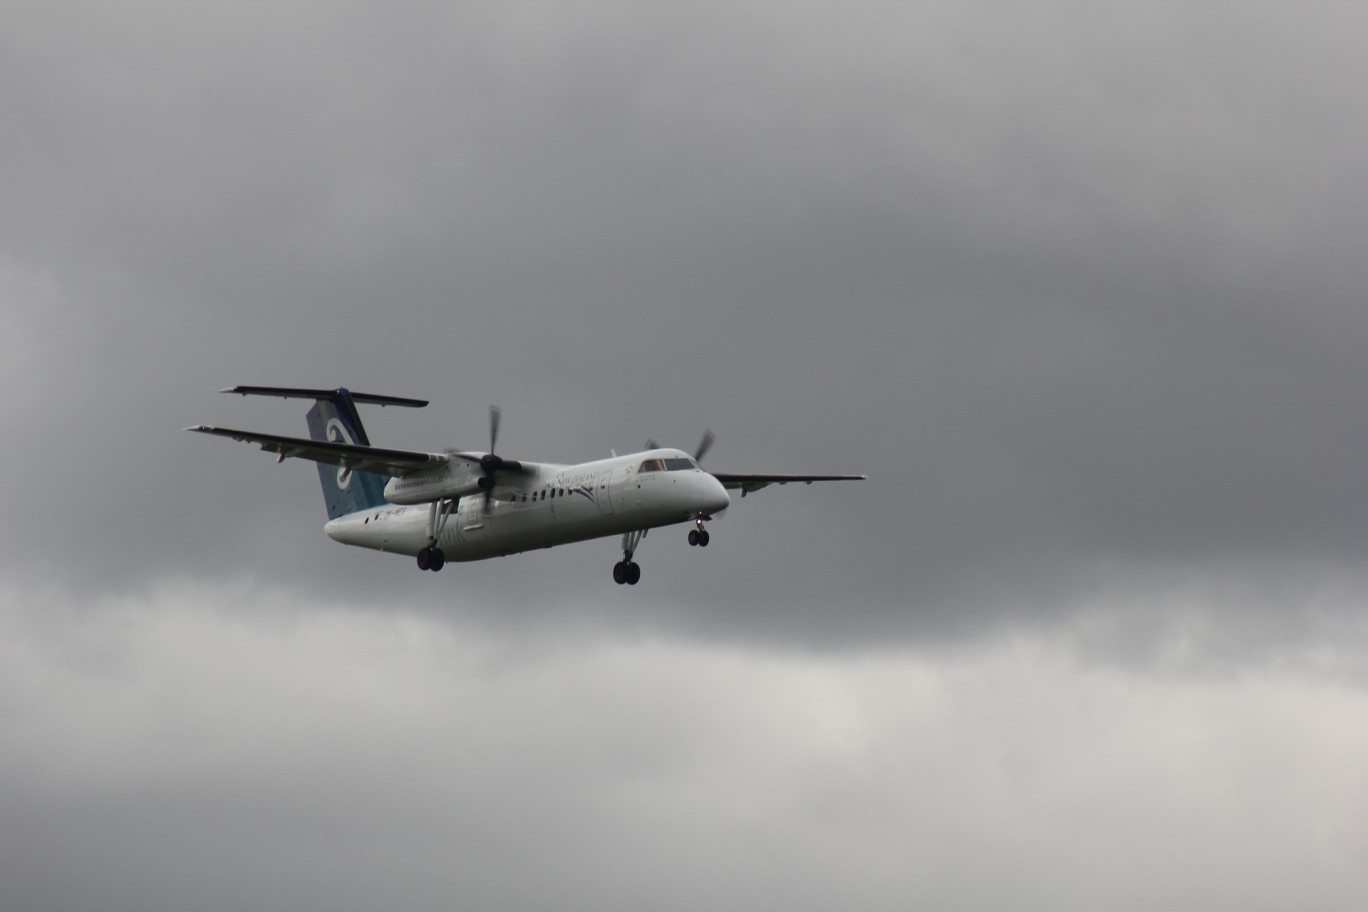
324 449 730 561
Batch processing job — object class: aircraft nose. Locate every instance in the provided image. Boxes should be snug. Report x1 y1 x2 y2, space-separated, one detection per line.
702 473 731 514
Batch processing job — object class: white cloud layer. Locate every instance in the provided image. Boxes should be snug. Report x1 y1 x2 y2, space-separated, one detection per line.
3 579 1365 911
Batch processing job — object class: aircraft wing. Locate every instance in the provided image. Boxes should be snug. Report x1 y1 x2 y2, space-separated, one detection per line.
187 425 445 477
710 473 867 497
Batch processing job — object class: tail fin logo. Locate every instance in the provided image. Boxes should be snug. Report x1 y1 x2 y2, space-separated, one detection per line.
325 417 356 490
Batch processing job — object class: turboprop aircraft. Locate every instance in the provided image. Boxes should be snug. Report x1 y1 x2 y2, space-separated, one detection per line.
188 386 865 585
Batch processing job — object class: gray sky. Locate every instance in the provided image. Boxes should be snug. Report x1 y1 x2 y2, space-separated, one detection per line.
3 2 1368 909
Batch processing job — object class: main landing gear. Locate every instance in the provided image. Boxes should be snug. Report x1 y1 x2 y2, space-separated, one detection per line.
613 529 645 585
417 545 445 572
417 498 455 572
612 559 641 585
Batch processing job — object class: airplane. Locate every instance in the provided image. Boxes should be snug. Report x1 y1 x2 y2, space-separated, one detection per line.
188 386 865 585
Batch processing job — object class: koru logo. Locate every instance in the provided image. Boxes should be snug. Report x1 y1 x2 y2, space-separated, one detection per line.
326 418 355 489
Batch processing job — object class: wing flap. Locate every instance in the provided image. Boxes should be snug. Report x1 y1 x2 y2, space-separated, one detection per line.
187 425 444 477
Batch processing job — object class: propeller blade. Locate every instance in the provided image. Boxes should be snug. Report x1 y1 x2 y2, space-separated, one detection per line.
489 406 502 456
694 429 715 464
645 438 659 451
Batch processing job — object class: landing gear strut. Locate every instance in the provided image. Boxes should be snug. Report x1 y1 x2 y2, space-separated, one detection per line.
417 498 455 572
614 529 645 585
687 514 711 547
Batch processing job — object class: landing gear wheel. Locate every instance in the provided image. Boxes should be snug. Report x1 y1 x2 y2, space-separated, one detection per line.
688 517 712 547
417 546 446 571
616 530 646 585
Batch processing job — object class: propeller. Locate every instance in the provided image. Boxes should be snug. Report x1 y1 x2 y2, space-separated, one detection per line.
477 406 522 512
643 431 712 462
693 429 715 464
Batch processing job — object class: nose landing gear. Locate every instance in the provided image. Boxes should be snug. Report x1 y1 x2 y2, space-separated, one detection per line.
687 514 711 547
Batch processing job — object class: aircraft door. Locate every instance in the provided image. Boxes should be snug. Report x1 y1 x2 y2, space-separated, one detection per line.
596 471 614 516
459 494 485 539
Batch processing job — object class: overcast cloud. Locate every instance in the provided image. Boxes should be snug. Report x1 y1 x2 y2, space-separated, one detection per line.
3 2 1367 908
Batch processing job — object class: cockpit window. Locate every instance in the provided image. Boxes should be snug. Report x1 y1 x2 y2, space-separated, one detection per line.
638 457 698 472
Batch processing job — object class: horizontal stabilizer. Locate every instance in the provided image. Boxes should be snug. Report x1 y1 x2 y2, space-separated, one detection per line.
220 386 428 408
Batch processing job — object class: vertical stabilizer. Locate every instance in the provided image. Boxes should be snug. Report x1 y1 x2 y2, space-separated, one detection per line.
305 390 390 520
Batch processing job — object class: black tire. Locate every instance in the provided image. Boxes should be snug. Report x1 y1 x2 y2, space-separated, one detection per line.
698 530 710 547
430 548 446 571
613 561 627 584
688 529 700 546
626 562 641 585
417 547 432 571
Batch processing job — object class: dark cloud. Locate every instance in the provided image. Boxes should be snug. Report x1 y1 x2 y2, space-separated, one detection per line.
6 3 1368 652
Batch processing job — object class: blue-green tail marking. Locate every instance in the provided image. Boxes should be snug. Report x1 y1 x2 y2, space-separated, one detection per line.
305 389 390 520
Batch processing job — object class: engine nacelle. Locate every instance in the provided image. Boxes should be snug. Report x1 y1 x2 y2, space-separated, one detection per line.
384 463 484 505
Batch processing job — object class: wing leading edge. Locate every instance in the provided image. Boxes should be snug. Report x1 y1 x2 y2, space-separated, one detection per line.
187 425 445 477
710 473 867 496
